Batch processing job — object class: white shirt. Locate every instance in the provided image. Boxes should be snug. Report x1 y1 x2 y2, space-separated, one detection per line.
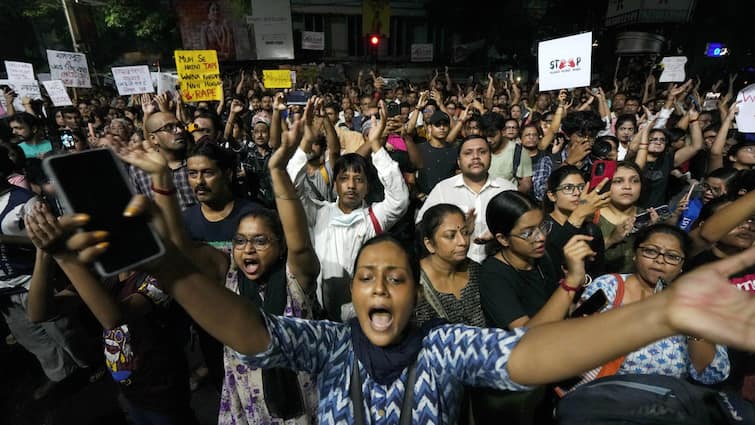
416 174 516 263
295 148 410 313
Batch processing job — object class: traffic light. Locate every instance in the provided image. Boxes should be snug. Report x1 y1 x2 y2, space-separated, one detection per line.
369 35 380 47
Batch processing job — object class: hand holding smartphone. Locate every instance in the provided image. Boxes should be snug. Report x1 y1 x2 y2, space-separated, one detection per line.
42 149 165 277
590 160 617 194
570 289 608 318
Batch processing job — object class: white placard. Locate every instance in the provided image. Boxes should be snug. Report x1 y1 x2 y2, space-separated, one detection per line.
659 56 687 83
46 49 91 88
0 79 42 111
4 61 35 81
250 0 294 60
411 44 434 62
37 73 51 82
537 32 592 91
302 31 324 50
111 65 154 95
41 80 73 106
156 72 179 98
735 84 755 133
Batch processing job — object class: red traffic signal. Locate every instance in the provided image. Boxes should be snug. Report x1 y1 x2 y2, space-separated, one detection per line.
369 35 380 46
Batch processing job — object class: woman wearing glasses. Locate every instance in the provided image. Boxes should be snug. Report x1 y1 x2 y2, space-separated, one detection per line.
544 165 610 278
576 223 729 387
475 190 596 423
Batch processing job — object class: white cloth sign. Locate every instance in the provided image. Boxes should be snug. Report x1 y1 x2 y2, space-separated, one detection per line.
411 44 433 62
302 31 324 50
4 61 35 81
659 56 687 83
250 0 294 60
112 65 154 95
46 50 91 88
537 32 592 91
156 73 179 98
0 79 42 111
735 84 755 133
42 80 73 106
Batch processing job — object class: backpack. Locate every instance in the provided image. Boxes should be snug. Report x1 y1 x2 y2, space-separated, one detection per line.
555 374 755 425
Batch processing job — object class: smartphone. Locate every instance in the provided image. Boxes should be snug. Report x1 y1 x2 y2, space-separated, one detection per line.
386 102 401 118
284 90 310 106
633 211 652 230
570 289 608 318
60 129 75 150
42 149 165 277
687 94 700 112
382 78 399 89
590 160 617 194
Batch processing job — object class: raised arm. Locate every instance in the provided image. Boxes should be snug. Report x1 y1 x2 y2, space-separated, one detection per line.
268 101 319 288
700 186 755 245
538 92 568 152
708 104 738 172
484 73 495 111
405 91 428 136
673 108 703 167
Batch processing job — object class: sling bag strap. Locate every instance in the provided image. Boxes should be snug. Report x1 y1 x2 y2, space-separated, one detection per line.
351 360 419 425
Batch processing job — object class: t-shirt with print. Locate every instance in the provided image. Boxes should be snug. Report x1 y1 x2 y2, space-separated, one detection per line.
182 198 262 252
489 141 533 186
416 140 458 195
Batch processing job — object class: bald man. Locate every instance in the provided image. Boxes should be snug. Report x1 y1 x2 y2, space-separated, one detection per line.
130 112 197 210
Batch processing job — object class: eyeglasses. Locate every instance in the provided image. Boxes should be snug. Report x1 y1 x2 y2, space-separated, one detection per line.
232 235 277 251
504 125 519 130
638 245 684 265
700 183 723 196
511 221 552 241
554 183 586 195
649 137 666 144
154 122 185 133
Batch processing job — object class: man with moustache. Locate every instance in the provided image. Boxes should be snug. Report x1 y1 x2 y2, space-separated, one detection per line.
416 135 516 263
131 112 196 210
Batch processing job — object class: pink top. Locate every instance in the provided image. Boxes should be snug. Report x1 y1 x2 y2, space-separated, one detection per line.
8 174 29 190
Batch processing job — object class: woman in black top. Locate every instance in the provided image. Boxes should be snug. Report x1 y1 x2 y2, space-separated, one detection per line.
544 165 610 279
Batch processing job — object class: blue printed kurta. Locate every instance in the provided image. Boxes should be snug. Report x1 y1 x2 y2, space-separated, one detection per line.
581 274 730 384
238 314 531 424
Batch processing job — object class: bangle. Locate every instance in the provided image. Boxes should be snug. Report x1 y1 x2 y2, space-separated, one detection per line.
151 184 176 196
559 274 591 293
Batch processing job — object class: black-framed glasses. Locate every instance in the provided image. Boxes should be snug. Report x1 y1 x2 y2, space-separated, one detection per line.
638 245 684 265
554 183 586 195
700 183 723 196
232 235 277 251
154 122 185 133
504 125 519 130
511 221 552 242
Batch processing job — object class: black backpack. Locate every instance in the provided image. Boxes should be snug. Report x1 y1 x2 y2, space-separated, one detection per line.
556 374 755 425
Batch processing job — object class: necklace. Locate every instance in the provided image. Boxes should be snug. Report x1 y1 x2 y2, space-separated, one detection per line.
499 250 545 281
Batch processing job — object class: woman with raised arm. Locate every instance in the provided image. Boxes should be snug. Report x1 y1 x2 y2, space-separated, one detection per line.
112 96 321 424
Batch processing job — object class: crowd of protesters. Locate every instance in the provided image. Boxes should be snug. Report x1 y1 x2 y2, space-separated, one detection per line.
1 60 755 425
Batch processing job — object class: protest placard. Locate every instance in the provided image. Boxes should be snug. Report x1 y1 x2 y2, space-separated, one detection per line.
112 65 154 96
46 49 92 88
411 44 433 62
736 84 755 133
4 61 35 81
537 32 592 91
157 73 179 98
659 56 687 83
174 50 221 102
41 80 73 106
0 79 42 111
263 70 292 88
302 31 325 50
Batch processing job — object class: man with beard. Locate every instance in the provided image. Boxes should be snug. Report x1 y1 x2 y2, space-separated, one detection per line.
484 114 533 193
181 141 261 392
416 136 516 263
131 112 196 210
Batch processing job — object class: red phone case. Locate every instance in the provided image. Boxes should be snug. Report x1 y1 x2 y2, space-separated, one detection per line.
590 160 617 193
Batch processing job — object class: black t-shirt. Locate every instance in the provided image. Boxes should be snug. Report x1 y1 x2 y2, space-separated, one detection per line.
544 216 606 279
182 198 262 251
639 150 674 209
479 253 558 330
416 140 459 195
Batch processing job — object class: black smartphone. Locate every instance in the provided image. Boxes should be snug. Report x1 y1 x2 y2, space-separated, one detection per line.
570 289 608 318
284 90 310 106
42 149 165 277
59 129 75 150
387 102 401 118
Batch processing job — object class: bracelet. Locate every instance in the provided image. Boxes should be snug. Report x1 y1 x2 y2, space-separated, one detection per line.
151 184 176 196
559 274 591 293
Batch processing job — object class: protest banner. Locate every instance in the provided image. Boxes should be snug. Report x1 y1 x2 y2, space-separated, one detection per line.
112 65 154 96
736 84 755 133
0 79 42 111
41 80 73 106
46 49 92 88
659 56 687 83
411 44 433 62
174 50 222 102
4 61 35 81
537 32 592 91
263 70 292 88
302 31 325 50
157 73 179 98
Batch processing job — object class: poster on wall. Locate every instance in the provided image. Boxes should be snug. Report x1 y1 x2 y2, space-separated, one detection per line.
175 0 255 61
